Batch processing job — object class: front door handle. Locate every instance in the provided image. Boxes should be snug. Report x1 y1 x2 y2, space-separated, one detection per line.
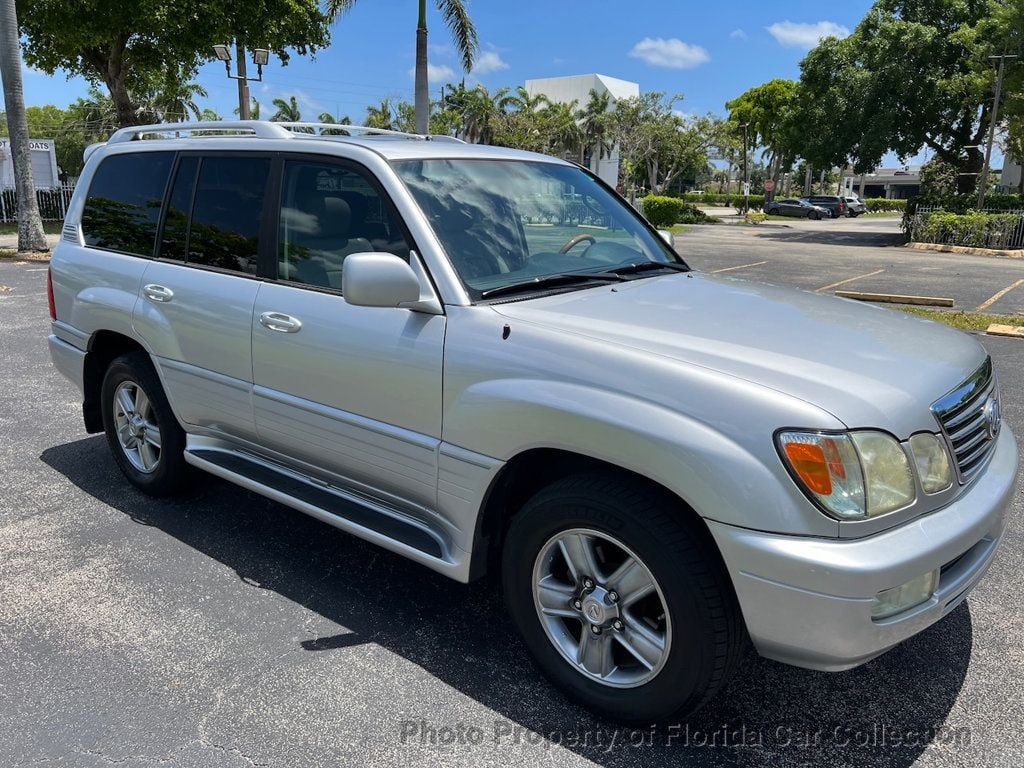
259 311 302 333
143 284 174 302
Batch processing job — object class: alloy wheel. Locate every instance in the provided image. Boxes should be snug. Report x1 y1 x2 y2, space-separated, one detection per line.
112 380 162 473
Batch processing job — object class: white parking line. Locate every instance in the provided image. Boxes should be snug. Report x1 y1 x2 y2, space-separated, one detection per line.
711 261 768 274
977 278 1024 311
817 269 885 292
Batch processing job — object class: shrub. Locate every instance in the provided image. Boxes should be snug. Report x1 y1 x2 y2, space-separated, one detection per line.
745 211 767 225
863 198 906 212
642 195 684 227
912 210 1022 249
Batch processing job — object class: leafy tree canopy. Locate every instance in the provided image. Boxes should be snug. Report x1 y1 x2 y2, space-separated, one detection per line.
17 0 331 126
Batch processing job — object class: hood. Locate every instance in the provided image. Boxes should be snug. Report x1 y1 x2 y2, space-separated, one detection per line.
492 272 986 436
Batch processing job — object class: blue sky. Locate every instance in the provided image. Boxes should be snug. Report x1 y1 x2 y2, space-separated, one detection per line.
21 0 938 165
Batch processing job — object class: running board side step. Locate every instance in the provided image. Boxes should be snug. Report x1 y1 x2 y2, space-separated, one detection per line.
185 447 454 567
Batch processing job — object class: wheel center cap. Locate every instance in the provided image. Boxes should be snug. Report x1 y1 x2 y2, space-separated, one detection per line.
581 588 612 626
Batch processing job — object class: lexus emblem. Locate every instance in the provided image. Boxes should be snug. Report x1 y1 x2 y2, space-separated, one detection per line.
586 604 601 621
983 395 1001 440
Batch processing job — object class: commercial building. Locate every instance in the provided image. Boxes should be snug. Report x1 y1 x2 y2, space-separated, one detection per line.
524 74 639 187
841 166 921 199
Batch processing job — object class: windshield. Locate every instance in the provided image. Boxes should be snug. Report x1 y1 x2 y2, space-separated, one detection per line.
392 159 683 300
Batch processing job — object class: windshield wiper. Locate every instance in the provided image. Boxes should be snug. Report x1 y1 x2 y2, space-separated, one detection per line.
479 272 626 300
607 261 689 276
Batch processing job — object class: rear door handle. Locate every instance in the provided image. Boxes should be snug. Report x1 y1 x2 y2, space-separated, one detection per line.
259 311 302 333
143 284 174 302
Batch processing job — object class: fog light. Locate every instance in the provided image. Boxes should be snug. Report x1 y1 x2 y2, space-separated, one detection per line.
871 570 938 620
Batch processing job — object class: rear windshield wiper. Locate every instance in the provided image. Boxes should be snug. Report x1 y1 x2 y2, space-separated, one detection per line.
479 272 626 300
607 261 689 276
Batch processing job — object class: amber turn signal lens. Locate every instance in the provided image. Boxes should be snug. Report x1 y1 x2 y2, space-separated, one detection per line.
783 442 833 495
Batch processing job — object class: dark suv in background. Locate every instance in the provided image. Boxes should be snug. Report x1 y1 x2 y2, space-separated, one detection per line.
807 195 847 218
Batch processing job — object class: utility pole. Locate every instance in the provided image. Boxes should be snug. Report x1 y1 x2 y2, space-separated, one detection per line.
0 0 47 252
236 42 250 120
741 122 750 214
978 53 1018 209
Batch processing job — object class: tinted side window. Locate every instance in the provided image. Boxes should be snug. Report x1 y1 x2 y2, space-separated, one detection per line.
82 152 174 256
188 156 270 274
159 156 199 261
278 160 410 290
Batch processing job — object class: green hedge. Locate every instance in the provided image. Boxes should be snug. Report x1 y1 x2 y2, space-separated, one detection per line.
863 198 906 212
906 193 1024 216
681 192 765 209
642 196 713 226
913 210 1022 249
642 196 684 227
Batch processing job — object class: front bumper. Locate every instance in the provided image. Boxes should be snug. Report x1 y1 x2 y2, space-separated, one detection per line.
709 427 1018 671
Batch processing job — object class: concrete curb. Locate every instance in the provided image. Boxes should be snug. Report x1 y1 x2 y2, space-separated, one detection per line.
905 242 1024 259
834 290 955 307
987 324 1024 338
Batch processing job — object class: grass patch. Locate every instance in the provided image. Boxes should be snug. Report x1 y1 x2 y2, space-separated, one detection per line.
898 306 1024 331
0 222 62 236
862 211 902 217
669 224 691 235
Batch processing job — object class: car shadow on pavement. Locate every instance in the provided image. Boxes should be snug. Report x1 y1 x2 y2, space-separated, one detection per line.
42 436 973 768
752 228 907 249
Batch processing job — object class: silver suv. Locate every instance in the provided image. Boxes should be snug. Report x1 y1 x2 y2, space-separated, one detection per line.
48 121 1017 724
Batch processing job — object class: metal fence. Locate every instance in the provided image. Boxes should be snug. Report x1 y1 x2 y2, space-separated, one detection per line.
0 184 76 224
908 205 1024 250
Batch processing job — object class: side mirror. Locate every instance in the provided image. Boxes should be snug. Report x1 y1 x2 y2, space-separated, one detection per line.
658 229 675 248
342 253 422 308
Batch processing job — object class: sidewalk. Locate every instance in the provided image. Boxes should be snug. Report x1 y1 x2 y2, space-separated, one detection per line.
0 232 59 251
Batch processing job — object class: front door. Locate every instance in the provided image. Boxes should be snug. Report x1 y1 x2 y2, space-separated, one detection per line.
250 158 445 512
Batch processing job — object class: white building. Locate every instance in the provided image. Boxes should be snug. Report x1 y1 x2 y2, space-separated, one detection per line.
999 156 1021 192
0 138 61 189
841 166 922 199
524 74 640 187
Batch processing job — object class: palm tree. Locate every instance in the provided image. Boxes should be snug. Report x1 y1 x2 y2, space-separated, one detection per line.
576 89 613 170
325 0 478 134
541 100 583 159
365 98 396 130
147 80 209 122
318 111 352 125
505 85 549 113
270 96 301 122
462 85 509 144
0 0 46 251
233 97 261 120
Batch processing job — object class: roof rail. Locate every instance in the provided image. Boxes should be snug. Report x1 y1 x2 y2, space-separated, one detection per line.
107 120 293 145
272 122 427 140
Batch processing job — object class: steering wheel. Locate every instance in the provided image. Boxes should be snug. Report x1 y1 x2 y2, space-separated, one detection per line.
558 233 597 255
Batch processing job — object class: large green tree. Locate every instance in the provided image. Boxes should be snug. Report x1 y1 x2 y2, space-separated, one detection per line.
326 0 478 135
17 0 331 127
793 0 1022 193
725 79 799 191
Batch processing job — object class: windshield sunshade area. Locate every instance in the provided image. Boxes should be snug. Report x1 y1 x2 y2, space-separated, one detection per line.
392 159 683 300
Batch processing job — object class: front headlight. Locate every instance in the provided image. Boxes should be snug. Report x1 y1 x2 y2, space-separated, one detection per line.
778 430 916 520
908 433 954 493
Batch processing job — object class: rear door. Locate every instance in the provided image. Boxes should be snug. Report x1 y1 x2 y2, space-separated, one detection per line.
250 156 445 511
133 153 274 443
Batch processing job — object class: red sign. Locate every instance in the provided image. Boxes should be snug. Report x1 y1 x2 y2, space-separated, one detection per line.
763 179 776 192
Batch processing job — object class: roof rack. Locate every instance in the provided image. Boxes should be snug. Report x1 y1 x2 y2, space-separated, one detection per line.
273 122 427 139
107 120 293 145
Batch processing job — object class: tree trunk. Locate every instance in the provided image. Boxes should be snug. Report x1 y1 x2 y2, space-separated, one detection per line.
0 0 47 252
413 0 429 135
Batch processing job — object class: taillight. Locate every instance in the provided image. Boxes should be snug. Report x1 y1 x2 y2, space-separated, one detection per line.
46 267 56 320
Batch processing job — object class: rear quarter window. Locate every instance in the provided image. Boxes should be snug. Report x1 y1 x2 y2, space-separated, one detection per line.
81 152 174 256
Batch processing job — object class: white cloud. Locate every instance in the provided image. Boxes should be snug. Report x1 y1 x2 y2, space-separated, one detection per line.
729 29 748 41
766 20 849 49
473 50 509 75
629 37 710 69
408 63 456 83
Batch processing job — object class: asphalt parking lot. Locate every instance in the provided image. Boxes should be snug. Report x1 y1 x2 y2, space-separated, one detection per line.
0 238 1022 766
681 215 1024 315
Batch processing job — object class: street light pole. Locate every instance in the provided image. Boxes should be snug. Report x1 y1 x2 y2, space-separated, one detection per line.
742 122 750 214
978 53 1018 209
236 42 250 120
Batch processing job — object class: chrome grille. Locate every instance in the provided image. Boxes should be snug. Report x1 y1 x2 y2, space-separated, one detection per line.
931 358 1000 483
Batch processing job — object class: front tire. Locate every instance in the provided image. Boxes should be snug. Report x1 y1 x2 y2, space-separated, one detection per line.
502 474 745 724
101 351 190 496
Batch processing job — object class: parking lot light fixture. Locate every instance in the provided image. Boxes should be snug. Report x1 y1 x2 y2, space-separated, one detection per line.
213 44 231 63
252 48 270 67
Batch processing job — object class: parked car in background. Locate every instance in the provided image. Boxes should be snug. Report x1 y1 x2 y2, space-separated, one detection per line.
47 120 1018 725
843 196 866 217
764 198 829 219
807 195 848 218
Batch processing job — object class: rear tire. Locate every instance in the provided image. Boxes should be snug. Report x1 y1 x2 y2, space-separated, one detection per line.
502 474 745 724
101 351 191 496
